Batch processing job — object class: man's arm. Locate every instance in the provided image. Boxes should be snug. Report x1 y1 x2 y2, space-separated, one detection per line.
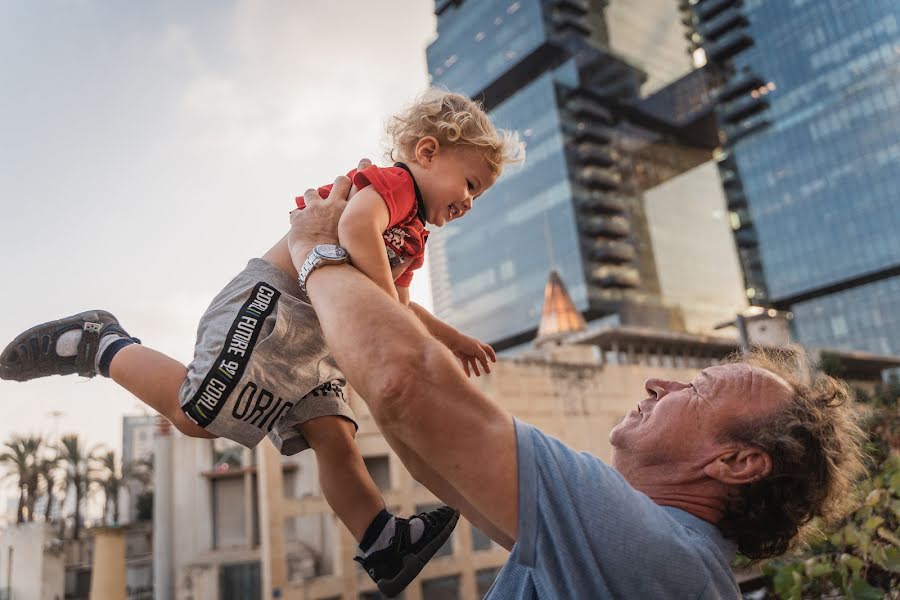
288 178 519 544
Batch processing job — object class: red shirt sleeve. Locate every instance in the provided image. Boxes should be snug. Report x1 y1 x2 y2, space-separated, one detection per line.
394 255 424 287
351 165 417 227
294 169 358 209
294 166 417 227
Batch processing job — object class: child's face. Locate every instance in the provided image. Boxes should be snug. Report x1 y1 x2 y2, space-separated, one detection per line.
414 140 497 227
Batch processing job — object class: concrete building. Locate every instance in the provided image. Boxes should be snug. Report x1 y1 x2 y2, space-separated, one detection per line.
0 522 64 600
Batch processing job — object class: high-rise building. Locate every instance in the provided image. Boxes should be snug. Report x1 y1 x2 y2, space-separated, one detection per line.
426 0 745 348
684 0 900 355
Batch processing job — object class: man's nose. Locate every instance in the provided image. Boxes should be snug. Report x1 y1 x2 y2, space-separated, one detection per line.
645 379 667 400
644 378 688 399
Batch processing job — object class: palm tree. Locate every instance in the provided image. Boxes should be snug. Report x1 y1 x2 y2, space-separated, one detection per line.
0 437 33 523
95 450 123 525
58 434 99 539
36 453 60 522
123 455 153 488
20 436 44 522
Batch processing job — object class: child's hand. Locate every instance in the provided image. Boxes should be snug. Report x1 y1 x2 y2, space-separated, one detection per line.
448 333 497 377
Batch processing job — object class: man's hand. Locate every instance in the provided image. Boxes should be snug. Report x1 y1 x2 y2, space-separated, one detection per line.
288 159 372 268
446 332 497 377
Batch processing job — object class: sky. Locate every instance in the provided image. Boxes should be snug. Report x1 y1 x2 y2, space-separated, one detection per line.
0 1 437 469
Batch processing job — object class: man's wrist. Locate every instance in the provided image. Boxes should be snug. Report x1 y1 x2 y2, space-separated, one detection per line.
288 239 334 274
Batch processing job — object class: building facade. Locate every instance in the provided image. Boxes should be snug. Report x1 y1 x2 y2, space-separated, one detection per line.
683 0 900 355
425 0 746 348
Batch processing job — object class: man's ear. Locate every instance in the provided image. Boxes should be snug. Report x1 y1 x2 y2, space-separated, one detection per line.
414 136 440 166
703 447 772 485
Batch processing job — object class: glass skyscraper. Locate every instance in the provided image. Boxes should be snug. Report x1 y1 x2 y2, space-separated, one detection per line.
426 0 733 347
684 0 900 355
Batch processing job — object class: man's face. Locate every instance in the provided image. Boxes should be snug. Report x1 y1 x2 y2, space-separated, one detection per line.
609 364 791 479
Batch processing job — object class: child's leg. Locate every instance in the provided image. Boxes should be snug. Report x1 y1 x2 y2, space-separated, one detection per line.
0 309 212 439
298 414 459 598
297 415 384 541
108 344 215 439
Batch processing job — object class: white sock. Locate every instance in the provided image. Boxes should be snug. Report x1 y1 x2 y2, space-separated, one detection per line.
55 330 82 357
55 329 127 373
359 516 426 557
95 334 127 373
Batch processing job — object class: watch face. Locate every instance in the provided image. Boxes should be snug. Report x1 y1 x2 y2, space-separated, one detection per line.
315 244 348 260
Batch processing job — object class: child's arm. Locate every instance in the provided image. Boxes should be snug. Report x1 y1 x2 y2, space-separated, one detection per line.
337 186 398 301
404 297 497 377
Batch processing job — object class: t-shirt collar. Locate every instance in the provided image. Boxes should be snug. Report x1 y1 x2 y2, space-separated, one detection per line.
662 506 738 560
393 162 427 225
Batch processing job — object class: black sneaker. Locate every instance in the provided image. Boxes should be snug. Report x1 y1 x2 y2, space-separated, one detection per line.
355 506 459 598
0 310 136 381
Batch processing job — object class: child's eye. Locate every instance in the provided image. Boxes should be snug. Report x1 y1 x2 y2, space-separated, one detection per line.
466 179 474 191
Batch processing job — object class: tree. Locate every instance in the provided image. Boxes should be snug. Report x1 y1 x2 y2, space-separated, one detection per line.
95 450 124 525
58 434 100 539
759 403 900 598
36 452 60 522
0 436 36 523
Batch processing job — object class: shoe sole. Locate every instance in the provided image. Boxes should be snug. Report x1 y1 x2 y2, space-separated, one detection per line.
377 510 460 598
0 310 118 381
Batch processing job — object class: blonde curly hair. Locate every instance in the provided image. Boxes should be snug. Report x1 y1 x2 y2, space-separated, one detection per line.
386 89 524 175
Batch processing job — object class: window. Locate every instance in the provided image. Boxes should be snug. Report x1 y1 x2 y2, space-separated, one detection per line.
471 525 495 552
220 562 261 600
421 575 460 600
364 455 391 492
476 567 501 598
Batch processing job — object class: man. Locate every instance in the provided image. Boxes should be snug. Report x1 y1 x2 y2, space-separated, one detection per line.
288 166 866 598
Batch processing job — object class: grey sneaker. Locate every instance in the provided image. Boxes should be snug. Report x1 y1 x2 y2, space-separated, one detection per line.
0 310 135 381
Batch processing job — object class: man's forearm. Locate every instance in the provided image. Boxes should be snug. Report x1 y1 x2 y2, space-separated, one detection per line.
297 258 519 543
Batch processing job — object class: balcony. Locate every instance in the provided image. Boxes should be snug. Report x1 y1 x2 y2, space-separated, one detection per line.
719 168 739 187
717 70 765 102
570 121 614 144
574 188 627 214
578 166 622 190
725 189 747 209
697 6 747 40
551 0 588 15
566 96 613 124
582 215 630 238
706 30 753 61
575 142 618 166
720 94 768 124
695 0 741 22
734 228 758 248
723 116 770 145
589 240 636 264
589 265 640 289
550 11 591 37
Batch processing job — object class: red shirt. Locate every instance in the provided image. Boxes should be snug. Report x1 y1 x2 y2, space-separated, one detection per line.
295 165 429 287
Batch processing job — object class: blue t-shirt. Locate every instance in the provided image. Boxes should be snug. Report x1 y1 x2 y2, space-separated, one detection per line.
485 419 741 599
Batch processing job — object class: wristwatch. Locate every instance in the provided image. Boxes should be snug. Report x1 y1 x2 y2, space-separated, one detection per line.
298 244 351 295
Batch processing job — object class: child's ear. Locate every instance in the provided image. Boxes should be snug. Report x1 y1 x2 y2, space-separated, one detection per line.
415 136 441 166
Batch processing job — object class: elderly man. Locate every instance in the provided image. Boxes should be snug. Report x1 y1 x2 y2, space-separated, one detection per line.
288 167 865 598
